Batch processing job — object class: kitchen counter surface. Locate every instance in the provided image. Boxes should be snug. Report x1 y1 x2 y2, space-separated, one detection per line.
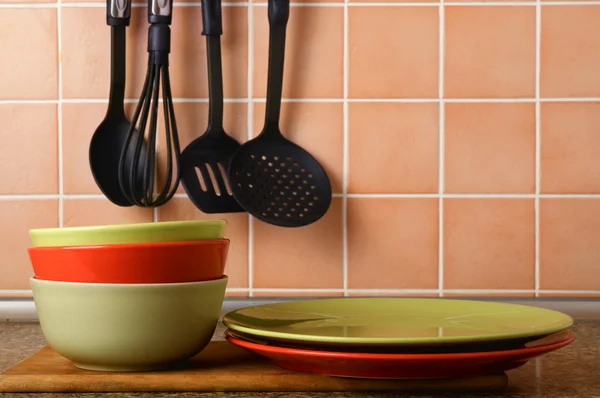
0 321 598 398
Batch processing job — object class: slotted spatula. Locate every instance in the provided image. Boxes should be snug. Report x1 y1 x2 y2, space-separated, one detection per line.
180 0 244 213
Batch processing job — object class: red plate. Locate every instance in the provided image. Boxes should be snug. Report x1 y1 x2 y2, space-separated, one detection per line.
226 331 574 379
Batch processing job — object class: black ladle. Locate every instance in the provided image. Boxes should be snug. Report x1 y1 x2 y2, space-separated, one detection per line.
89 0 146 207
180 0 244 214
227 0 332 227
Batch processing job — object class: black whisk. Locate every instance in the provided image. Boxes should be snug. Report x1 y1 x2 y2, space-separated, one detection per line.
118 0 181 207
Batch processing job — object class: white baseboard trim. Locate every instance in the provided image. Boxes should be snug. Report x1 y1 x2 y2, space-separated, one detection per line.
2 297 599 321
0 300 38 321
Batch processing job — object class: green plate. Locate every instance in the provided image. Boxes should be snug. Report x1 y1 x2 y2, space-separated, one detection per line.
30 220 227 247
222 298 573 346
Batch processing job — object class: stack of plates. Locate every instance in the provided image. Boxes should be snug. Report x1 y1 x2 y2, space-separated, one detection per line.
222 298 574 379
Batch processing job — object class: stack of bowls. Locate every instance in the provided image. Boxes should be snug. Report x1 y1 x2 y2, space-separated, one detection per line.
27 220 230 372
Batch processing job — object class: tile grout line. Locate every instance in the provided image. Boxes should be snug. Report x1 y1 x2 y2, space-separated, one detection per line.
6 193 600 200
5 1 600 8
4 97 600 104
224 288 251 292
534 0 542 297
8 2 600 8
57 0 64 228
62 2 250 7
3 288 600 294
437 0 445 298
246 1 254 298
342 0 349 297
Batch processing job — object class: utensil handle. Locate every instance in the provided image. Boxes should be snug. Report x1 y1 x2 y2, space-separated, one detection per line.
202 0 223 36
147 0 172 66
106 0 131 26
263 0 289 133
107 26 127 116
148 0 173 25
202 0 224 132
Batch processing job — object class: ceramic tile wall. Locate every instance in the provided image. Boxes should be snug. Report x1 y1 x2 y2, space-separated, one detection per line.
0 0 599 298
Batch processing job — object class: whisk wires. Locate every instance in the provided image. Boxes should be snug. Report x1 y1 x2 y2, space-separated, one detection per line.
118 19 181 208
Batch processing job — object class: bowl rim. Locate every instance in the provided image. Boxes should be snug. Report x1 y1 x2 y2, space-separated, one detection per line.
29 220 227 235
30 275 229 288
28 239 230 252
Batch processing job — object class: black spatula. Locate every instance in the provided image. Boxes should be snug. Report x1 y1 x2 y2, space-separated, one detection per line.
180 0 244 214
227 0 332 227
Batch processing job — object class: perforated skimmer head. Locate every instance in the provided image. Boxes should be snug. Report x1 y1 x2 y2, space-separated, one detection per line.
228 137 332 227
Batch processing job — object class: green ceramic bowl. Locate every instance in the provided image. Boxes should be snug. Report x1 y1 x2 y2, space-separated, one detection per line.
31 276 228 371
29 220 227 247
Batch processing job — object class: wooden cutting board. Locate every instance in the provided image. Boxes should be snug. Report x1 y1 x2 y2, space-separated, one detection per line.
0 341 508 393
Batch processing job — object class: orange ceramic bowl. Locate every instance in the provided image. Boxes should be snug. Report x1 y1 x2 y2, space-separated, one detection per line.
28 240 229 284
